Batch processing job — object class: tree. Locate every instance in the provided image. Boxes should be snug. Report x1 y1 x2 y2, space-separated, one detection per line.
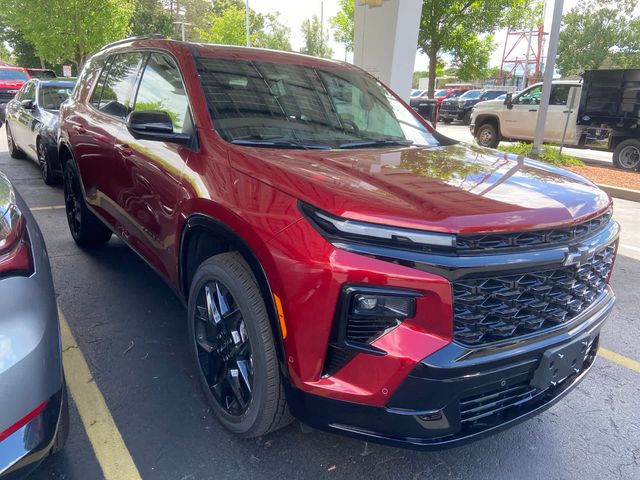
0 0 134 68
129 0 175 38
194 3 291 50
330 0 354 57
300 15 333 58
412 70 428 88
557 0 640 76
418 0 531 97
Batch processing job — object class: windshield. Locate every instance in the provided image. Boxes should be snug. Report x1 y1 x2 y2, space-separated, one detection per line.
434 90 449 98
196 58 439 149
459 90 481 99
40 85 73 109
410 89 423 97
0 69 29 81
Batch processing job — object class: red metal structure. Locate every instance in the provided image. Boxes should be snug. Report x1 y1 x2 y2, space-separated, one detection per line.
499 24 545 88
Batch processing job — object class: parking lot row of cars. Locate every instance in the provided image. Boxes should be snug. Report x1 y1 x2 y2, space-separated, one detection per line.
0 36 622 478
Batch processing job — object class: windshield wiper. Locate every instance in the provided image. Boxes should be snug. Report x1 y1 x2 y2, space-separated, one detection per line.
338 139 414 149
231 139 332 150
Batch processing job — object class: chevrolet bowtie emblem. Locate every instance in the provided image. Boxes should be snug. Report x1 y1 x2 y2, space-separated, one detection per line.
563 245 596 267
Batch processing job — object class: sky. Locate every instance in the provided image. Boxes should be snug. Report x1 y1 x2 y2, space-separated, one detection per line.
249 0 639 73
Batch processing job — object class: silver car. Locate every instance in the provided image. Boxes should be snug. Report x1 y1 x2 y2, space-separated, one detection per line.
0 172 67 478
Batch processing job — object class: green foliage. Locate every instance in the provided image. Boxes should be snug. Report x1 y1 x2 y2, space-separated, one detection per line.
557 0 640 76
129 0 174 37
330 0 354 53
0 0 134 67
498 143 584 167
300 15 333 58
418 0 532 96
194 3 290 50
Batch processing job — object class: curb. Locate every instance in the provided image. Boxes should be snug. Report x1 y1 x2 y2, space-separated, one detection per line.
597 184 640 202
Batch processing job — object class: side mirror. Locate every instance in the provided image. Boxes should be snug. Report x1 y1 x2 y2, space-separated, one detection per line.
126 110 190 144
20 99 34 110
504 93 513 109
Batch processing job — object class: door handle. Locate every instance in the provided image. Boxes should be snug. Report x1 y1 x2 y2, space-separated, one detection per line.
115 143 134 157
528 109 538 112
72 125 86 134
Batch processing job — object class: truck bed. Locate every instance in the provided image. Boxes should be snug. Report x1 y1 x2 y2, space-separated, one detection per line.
578 69 640 128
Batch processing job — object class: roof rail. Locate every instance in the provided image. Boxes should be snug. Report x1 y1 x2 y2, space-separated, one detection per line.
99 34 166 51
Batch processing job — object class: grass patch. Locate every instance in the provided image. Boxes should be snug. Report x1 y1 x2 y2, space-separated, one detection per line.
497 142 584 167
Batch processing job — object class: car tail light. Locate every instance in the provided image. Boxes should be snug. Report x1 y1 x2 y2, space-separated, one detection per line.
0 174 33 277
0 400 48 442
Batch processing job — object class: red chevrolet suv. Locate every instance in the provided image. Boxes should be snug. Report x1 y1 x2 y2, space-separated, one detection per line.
58 37 619 448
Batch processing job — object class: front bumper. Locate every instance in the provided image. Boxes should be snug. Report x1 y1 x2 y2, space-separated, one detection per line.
288 289 613 450
438 107 466 120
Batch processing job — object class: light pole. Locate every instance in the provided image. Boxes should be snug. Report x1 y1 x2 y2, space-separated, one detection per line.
531 0 564 156
246 0 250 47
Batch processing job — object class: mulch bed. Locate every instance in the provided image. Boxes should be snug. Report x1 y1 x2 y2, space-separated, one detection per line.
567 165 640 191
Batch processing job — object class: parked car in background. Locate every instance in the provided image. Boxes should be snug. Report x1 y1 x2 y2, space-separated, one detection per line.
59 37 618 450
0 67 32 124
439 89 508 124
25 69 57 80
0 172 68 478
410 89 425 97
432 88 468 106
5 79 75 184
472 71 640 171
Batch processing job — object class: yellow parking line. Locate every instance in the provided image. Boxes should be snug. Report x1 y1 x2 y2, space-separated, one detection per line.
599 348 640 374
31 205 65 211
58 308 142 480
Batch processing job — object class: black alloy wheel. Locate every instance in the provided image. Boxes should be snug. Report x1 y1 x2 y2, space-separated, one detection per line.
188 253 292 437
38 140 58 185
194 279 254 416
62 161 111 247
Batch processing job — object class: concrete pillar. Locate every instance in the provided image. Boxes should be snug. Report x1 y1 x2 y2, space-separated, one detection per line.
353 0 422 102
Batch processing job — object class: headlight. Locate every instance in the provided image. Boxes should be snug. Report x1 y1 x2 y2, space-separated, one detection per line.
299 201 456 251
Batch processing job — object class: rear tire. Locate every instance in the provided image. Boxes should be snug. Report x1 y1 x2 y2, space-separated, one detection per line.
613 139 640 171
188 252 292 438
63 161 112 247
475 123 500 148
38 138 59 185
6 123 25 159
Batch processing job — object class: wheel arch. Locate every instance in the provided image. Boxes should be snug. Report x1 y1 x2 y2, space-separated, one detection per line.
474 114 501 137
179 214 289 378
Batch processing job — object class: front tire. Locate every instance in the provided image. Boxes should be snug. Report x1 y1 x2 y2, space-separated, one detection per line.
6 123 25 159
462 110 472 125
613 139 640 171
63 161 112 247
188 252 292 438
475 123 500 148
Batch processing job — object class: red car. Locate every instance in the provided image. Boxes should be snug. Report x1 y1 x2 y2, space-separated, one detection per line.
58 37 618 448
0 67 32 121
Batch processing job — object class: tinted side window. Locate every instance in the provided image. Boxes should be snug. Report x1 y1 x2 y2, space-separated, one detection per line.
97 52 145 118
134 53 191 133
549 85 572 106
90 56 114 108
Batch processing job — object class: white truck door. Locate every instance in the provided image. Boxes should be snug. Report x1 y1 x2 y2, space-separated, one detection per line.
543 84 582 144
502 84 542 139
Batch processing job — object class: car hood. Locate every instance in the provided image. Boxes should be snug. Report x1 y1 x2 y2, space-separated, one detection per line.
229 143 610 234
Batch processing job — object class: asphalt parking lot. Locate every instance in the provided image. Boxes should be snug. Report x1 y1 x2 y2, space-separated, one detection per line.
1 125 639 480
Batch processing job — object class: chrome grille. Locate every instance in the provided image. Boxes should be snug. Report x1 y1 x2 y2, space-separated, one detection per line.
453 243 616 345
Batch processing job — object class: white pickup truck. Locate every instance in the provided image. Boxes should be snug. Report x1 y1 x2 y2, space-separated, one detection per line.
470 71 640 171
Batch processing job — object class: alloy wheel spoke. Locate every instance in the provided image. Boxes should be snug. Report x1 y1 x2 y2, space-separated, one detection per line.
227 368 248 409
205 284 222 324
235 359 252 393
